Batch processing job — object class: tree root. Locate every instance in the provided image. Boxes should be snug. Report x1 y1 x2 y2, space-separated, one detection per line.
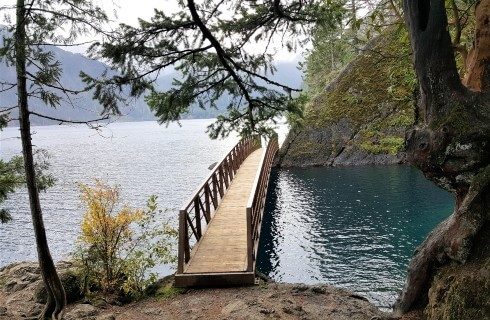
394 166 490 313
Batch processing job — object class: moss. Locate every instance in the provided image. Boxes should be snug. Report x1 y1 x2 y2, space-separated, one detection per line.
288 140 324 158
430 102 474 137
387 110 414 127
472 165 490 191
425 259 490 320
360 136 405 155
155 285 185 299
302 27 415 156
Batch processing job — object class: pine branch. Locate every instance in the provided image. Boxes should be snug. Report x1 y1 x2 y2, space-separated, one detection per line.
187 0 256 127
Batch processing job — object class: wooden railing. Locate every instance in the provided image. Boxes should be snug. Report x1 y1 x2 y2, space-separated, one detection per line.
246 135 279 271
177 136 261 273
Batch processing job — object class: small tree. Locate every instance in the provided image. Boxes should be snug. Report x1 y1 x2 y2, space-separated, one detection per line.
75 181 177 299
1 1 113 318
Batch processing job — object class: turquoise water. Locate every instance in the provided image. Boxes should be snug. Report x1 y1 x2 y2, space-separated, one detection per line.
257 166 454 309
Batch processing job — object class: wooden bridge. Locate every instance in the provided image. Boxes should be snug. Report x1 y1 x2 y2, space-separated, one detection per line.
175 136 278 287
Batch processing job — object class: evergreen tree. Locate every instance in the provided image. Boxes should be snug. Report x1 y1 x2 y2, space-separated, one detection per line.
0 156 24 223
1 1 112 318
0 151 55 224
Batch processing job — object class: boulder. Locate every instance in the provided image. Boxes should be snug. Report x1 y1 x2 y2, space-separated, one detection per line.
34 269 84 304
64 303 98 320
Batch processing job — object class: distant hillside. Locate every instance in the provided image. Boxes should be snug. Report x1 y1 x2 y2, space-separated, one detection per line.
0 36 303 126
0 42 154 125
278 28 416 167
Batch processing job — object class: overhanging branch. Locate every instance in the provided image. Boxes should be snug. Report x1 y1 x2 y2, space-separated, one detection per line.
29 111 110 125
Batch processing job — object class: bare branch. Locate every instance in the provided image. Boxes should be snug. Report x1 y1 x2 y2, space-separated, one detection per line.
29 111 110 125
0 83 17 93
0 106 18 113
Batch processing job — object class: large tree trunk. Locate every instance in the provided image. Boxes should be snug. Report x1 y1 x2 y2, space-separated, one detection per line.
15 1 67 319
394 0 490 316
463 0 490 92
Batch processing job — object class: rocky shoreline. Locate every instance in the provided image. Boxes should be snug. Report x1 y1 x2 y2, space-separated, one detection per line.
0 261 423 320
276 124 406 168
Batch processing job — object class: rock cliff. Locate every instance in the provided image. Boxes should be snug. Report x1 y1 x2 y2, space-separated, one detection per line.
278 28 415 167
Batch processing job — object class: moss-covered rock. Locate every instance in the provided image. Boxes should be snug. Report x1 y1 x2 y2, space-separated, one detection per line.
425 259 490 320
0 261 85 318
279 27 415 167
34 268 83 304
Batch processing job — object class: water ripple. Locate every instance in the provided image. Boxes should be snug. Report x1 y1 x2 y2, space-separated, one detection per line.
257 166 453 309
0 120 238 275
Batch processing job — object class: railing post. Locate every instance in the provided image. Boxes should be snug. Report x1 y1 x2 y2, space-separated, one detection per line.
204 184 211 223
228 155 234 180
218 165 224 195
178 210 187 273
246 207 254 272
238 143 243 164
211 176 219 209
232 149 238 173
194 198 202 239
223 159 230 189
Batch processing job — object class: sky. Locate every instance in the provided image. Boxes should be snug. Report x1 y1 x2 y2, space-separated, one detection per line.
0 0 303 62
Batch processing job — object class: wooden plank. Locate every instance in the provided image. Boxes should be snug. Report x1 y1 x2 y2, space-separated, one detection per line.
174 271 255 287
178 210 186 273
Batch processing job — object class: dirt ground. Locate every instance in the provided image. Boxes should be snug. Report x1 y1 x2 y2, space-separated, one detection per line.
0 262 423 320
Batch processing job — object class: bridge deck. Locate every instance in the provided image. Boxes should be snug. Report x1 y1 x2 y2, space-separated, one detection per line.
184 148 263 274
175 136 277 287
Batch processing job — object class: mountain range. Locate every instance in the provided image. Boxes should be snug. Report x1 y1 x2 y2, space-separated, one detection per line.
0 39 303 125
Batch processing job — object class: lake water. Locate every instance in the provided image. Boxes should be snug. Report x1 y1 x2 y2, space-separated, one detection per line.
0 120 238 274
0 120 453 309
256 166 453 309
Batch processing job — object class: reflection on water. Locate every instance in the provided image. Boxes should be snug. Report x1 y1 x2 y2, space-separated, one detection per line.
257 166 454 309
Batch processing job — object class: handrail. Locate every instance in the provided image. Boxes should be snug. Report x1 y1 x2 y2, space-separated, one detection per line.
177 136 261 273
246 135 278 271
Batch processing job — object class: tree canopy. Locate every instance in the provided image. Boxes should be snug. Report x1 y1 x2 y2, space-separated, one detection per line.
85 0 344 138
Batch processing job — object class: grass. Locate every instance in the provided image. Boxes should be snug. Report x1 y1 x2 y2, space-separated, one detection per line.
155 284 186 299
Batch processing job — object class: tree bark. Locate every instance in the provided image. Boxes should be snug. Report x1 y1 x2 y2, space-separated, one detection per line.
15 1 67 319
463 0 490 91
351 0 359 53
395 0 490 314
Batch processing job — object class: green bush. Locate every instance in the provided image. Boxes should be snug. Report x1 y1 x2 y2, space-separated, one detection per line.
73 181 177 300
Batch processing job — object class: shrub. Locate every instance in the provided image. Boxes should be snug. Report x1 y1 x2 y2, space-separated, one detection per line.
73 180 177 300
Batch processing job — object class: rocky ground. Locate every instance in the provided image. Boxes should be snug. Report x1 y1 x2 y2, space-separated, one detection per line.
0 262 423 320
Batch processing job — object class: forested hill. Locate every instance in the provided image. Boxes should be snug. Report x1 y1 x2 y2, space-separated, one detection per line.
278 27 416 167
0 40 302 126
